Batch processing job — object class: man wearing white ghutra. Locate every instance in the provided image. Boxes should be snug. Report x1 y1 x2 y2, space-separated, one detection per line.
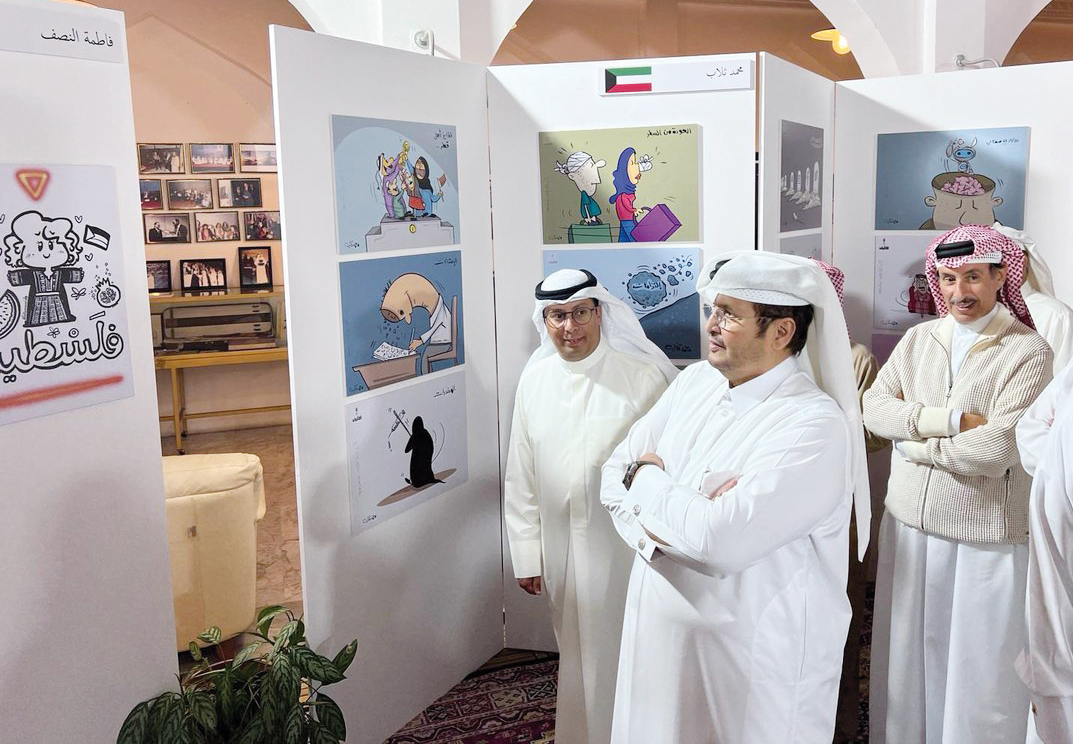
602 251 869 743
504 268 675 744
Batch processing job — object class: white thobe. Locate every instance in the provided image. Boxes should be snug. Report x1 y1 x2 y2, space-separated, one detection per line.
1025 286 1073 374
601 356 853 744
873 306 1031 744
504 339 667 744
1017 360 1073 744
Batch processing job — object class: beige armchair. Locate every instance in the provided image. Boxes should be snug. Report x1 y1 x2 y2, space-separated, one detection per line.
163 453 267 651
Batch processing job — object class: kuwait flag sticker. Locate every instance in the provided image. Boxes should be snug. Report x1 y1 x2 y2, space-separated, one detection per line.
604 66 653 94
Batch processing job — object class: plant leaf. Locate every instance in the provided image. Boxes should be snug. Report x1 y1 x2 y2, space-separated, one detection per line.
272 620 300 657
283 705 306 744
292 647 344 685
234 715 265 744
309 719 339 744
315 692 346 740
256 604 291 637
331 641 358 675
218 673 239 727
197 626 223 645
188 641 203 662
232 640 265 669
117 701 151 744
270 653 302 704
157 696 184 741
187 690 217 731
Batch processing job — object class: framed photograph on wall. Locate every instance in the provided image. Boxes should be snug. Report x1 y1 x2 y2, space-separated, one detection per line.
146 260 172 293
218 178 262 208
139 179 163 210
166 179 214 210
144 213 191 243
189 143 235 174
244 210 281 240
137 143 184 174
179 258 227 291
238 246 273 289
195 211 241 242
238 143 277 173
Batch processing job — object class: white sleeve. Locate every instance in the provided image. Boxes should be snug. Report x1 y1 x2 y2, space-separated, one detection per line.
1018 359 1073 476
624 412 851 575
503 385 542 578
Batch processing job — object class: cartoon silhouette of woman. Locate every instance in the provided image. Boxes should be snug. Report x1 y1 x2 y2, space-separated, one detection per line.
404 416 443 488
608 147 649 243
3 210 84 327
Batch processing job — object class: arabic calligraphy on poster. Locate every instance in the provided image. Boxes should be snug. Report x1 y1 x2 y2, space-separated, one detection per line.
0 164 134 426
0 3 123 63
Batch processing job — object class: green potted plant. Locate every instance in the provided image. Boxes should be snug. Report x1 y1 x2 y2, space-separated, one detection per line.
118 605 357 743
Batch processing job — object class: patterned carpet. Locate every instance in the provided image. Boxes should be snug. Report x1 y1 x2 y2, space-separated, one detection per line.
385 650 558 744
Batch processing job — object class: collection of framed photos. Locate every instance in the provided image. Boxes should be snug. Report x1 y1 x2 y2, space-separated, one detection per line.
139 142 279 294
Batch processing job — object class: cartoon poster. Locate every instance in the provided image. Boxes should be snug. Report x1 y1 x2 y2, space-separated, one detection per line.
0 164 133 426
875 126 1030 230
339 250 463 396
346 370 468 534
778 232 821 260
331 115 460 254
543 246 702 359
539 124 700 245
873 234 941 331
780 120 824 232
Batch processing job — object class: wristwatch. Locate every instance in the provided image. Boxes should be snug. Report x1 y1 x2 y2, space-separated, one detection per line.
622 460 656 490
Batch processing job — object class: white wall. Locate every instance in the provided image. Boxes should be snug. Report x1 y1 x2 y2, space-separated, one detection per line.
270 27 504 743
0 1 177 740
488 54 758 648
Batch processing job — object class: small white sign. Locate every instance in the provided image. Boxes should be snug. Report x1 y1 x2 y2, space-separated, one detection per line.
0 2 123 63
601 57 755 96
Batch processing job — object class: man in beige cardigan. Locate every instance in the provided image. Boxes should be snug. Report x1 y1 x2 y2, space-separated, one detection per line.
864 224 1052 744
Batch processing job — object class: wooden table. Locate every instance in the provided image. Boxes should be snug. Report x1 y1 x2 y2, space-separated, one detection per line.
155 346 289 454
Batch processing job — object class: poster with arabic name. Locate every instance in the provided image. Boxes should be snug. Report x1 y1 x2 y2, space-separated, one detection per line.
0 164 134 425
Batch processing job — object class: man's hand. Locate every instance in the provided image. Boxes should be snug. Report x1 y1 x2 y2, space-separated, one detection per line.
409 339 422 351
517 576 542 595
638 452 664 469
960 412 988 432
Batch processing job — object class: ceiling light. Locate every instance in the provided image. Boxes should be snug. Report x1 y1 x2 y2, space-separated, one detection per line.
811 28 851 55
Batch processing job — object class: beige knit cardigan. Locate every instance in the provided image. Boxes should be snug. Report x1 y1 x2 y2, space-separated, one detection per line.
863 305 1052 544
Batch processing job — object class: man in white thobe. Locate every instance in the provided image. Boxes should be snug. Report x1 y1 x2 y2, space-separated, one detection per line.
601 252 871 743
865 224 1052 744
504 268 675 744
1017 358 1073 744
993 222 1073 373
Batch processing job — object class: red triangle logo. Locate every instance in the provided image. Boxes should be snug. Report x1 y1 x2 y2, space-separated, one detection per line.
16 169 50 201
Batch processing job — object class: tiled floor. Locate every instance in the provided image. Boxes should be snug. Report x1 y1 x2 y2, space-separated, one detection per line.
162 424 302 615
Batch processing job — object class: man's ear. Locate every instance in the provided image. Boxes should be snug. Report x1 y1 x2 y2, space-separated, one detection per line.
769 317 796 352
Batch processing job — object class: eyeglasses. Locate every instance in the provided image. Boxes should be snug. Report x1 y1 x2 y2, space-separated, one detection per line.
703 304 756 329
544 304 597 328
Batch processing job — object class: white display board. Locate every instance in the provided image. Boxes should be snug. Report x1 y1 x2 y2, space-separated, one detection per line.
832 61 1073 347
488 55 758 649
757 54 835 263
0 0 176 740
270 26 503 744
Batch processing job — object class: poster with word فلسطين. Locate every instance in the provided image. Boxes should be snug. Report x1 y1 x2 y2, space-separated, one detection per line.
543 246 702 359
345 369 468 534
538 124 700 245
0 164 134 426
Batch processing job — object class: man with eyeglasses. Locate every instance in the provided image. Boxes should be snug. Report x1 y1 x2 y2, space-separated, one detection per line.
864 224 1052 744
504 268 676 744
601 252 869 743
